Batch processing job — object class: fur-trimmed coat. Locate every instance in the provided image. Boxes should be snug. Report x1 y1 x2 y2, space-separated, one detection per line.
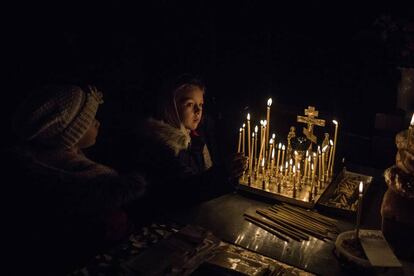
128 118 231 206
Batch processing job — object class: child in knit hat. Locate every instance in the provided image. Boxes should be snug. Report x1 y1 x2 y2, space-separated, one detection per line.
7 85 146 274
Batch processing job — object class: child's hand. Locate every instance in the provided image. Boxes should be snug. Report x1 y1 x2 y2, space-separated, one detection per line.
228 153 248 180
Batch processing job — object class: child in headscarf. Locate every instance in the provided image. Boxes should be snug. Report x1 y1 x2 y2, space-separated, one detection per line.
129 75 247 207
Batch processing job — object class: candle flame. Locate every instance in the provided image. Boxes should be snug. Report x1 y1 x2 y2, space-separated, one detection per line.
289 159 293 165
267 98 272 107
312 163 314 170
313 152 317 157
243 123 245 128
260 120 264 125
298 163 301 170
261 157 265 167
263 120 267 127
247 113 250 120
272 133 276 139
278 143 282 149
359 181 364 194
255 125 258 132
252 132 255 138
308 155 311 161
294 150 298 156
269 138 273 144
293 166 296 173
280 165 283 172
411 114 414 126
332 119 338 125
306 150 309 157
239 128 242 132
282 144 286 150
329 139 334 146
322 145 328 152
285 161 288 168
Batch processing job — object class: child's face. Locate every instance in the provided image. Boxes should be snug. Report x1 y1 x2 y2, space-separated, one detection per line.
77 118 100 149
177 87 204 131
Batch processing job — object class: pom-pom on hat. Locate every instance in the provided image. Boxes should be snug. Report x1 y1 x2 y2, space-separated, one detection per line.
13 85 103 149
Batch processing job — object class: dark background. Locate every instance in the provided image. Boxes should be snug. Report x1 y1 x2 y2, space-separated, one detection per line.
3 1 413 169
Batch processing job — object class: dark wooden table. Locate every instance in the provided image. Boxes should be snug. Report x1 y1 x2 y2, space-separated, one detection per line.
164 164 414 275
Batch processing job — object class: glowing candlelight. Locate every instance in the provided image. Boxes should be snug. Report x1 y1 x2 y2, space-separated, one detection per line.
281 144 286 168
355 181 364 239
307 155 312 179
263 120 267 160
249 132 255 174
289 158 293 175
408 114 414 148
276 143 281 175
249 132 256 167
318 146 322 182
254 125 258 167
331 120 339 175
322 145 328 182
238 128 242 153
242 124 245 154
271 146 275 172
285 161 289 177
268 138 274 169
327 139 334 177
257 122 267 173
247 113 251 166
266 98 272 154
312 153 318 180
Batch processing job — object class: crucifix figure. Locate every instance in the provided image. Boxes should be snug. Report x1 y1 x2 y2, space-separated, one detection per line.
297 106 325 144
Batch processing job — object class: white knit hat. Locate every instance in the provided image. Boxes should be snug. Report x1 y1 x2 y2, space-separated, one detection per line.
13 85 104 149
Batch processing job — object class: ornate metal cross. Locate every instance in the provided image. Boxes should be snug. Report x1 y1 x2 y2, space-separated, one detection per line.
297 106 325 144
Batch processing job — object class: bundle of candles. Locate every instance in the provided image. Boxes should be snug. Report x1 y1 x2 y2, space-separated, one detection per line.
244 203 338 242
237 100 340 203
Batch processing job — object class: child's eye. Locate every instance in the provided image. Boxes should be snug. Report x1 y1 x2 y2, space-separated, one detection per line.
186 102 194 108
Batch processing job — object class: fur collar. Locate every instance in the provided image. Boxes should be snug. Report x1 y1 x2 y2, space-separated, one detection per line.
146 118 191 156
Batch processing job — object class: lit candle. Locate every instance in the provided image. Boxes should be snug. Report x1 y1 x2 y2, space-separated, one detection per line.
271 146 275 172
408 114 414 148
237 127 242 153
327 139 334 177
242 124 245 154
289 158 293 175
276 143 281 175
247 114 251 164
281 144 286 168
261 157 265 175
331 120 339 175
249 132 254 175
310 163 315 196
284 161 289 177
322 145 328 182
257 122 266 173
249 132 256 168
307 155 312 179
312 152 318 180
266 98 272 154
254 125 258 168
318 146 322 181
292 165 296 195
355 181 364 239
268 138 274 169
263 120 267 160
